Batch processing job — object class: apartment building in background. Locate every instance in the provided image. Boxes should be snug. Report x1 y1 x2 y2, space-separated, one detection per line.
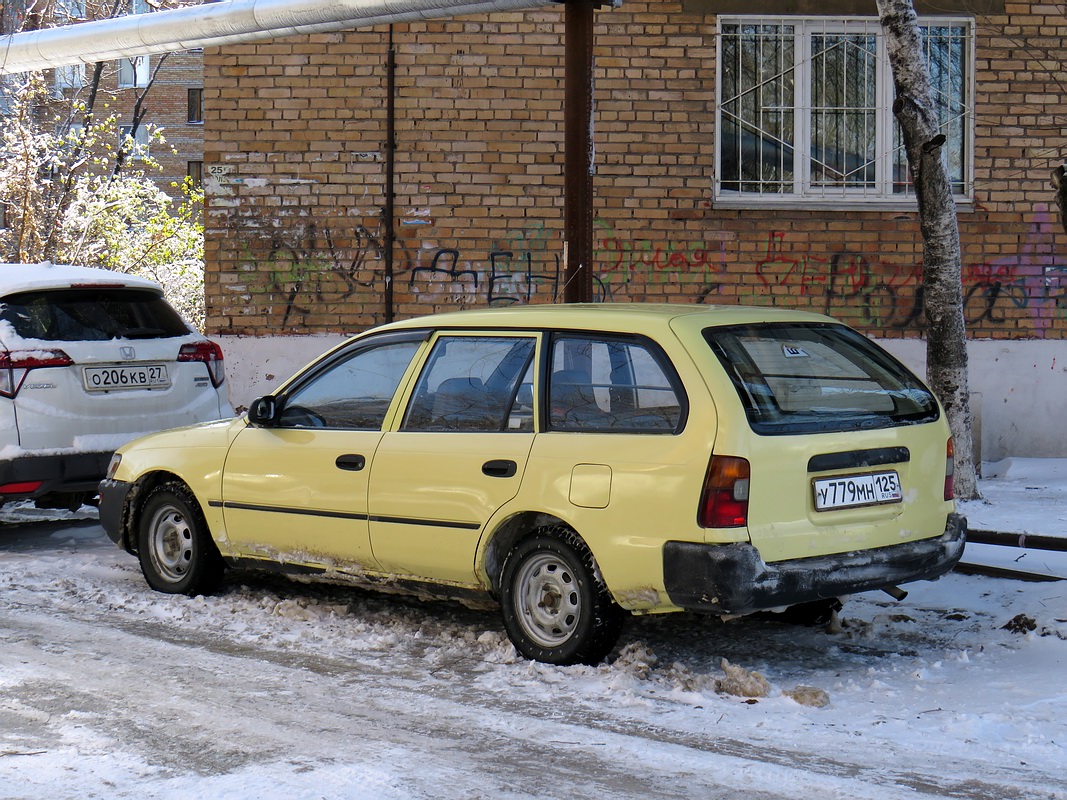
1 0 205 194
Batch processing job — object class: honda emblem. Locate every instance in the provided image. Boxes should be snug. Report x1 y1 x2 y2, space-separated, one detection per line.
120 346 136 361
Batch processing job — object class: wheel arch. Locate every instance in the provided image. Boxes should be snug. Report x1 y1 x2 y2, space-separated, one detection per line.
120 470 195 554
480 511 591 596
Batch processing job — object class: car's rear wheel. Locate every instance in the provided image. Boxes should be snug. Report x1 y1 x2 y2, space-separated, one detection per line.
137 482 224 596
499 527 623 665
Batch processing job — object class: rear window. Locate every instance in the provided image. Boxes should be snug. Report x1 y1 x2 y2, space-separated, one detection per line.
0 288 190 341
704 323 939 435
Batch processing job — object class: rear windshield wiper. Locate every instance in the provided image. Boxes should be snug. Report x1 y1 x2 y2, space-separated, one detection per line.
115 327 170 339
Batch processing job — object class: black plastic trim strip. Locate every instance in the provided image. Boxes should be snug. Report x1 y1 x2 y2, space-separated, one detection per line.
368 515 481 530
807 447 911 473
211 499 479 530
212 500 368 521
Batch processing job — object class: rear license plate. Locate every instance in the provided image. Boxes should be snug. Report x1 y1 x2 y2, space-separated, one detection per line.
83 364 170 392
813 471 902 511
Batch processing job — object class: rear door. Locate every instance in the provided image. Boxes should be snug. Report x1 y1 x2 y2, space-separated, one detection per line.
0 287 228 452
368 332 538 584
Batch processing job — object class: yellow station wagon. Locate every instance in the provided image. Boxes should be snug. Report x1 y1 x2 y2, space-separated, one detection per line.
100 304 965 665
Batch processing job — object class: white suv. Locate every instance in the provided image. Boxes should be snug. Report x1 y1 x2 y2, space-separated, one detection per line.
0 263 233 510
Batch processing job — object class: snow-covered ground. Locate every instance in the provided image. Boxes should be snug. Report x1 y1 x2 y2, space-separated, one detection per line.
0 464 1064 799
959 458 1067 580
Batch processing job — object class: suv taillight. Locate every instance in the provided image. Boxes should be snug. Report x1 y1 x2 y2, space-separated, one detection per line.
944 437 955 501
698 455 751 528
178 341 226 388
0 349 74 398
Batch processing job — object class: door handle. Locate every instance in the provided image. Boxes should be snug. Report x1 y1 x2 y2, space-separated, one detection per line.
335 454 366 471
482 459 517 478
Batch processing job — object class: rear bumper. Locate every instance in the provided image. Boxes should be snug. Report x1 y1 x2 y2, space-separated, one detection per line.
662 513 967 614
0 452 113 500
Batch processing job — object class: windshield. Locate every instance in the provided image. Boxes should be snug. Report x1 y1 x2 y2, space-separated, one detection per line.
0 288 190 342
704 323 939 435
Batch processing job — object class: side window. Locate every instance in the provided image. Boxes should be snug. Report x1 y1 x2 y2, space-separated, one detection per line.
549 336 683 433
278 340 421 430
402 336 535 432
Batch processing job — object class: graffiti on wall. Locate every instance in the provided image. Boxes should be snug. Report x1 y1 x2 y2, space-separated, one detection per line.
404 220 730 305
745 213 1067 332
754 230 925 328
234 219 386 326
225 205 1067 336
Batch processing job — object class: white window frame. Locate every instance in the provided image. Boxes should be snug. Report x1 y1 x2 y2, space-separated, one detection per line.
117 56 150 88
52 63 84 95
714 15 975 210
119 124 151 159
54 0 86 20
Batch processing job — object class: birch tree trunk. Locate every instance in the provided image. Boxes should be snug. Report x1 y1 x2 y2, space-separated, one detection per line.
876 0 979 499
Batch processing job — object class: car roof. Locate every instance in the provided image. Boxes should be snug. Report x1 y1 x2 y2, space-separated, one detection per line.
379 303 837 333
0 263 163 296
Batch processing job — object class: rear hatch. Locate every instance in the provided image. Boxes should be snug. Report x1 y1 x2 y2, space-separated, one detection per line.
701 322 953 563
0 286 230 453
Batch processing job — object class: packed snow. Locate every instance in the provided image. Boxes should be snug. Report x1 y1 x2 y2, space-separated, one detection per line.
0 463 1064 799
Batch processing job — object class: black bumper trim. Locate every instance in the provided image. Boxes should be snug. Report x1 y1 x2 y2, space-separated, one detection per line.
663 513 966 614
0 452 114 498
98 478 135 549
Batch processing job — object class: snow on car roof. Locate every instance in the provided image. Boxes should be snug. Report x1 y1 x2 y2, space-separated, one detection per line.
0 262 163 295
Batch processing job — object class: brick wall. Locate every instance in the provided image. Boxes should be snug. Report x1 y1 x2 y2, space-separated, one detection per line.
203 0 1067 339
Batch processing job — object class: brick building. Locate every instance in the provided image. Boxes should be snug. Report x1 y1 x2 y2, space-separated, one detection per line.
1 0 205 194
203 0 1067 456
203 0 1066 337
57 49 206 195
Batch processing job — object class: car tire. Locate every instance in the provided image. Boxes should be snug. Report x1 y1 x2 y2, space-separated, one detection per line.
500 527 623 666
137 482 225 597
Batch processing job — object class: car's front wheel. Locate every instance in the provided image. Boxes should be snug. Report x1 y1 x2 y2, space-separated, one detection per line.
499 527 623 665
137 482 224 596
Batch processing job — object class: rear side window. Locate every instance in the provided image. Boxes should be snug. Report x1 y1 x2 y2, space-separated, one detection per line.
548 335 685 432
705 323 938 435
0 289 190 341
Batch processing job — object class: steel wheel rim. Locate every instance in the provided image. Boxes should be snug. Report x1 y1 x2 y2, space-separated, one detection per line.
147 504 194 582
514 552 582 648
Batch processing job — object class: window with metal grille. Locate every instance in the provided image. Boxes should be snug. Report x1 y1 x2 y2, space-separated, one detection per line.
715 17 973 207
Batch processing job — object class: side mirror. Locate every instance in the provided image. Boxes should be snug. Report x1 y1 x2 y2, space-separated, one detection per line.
247 395 279 426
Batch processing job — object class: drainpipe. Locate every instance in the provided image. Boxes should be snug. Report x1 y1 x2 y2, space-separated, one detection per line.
562 0 595 303
384 24 396 323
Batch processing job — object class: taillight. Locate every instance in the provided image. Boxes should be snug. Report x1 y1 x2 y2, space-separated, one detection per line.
0 349 74 398
944 437 955 501
178 341 226 388
698 455 751 528
0 480 43 495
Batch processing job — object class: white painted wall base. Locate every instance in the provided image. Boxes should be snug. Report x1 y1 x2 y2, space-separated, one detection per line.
216 334 1067 461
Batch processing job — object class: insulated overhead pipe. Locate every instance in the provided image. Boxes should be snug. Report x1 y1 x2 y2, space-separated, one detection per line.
0 0 553 75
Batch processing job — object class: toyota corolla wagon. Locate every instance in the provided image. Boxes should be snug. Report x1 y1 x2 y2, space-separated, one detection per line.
100 305 965 665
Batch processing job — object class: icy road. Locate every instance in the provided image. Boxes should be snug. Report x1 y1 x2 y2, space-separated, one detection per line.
0 509 1064 800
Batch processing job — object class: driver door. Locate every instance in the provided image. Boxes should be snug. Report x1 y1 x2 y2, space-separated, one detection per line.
221 333 425 570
